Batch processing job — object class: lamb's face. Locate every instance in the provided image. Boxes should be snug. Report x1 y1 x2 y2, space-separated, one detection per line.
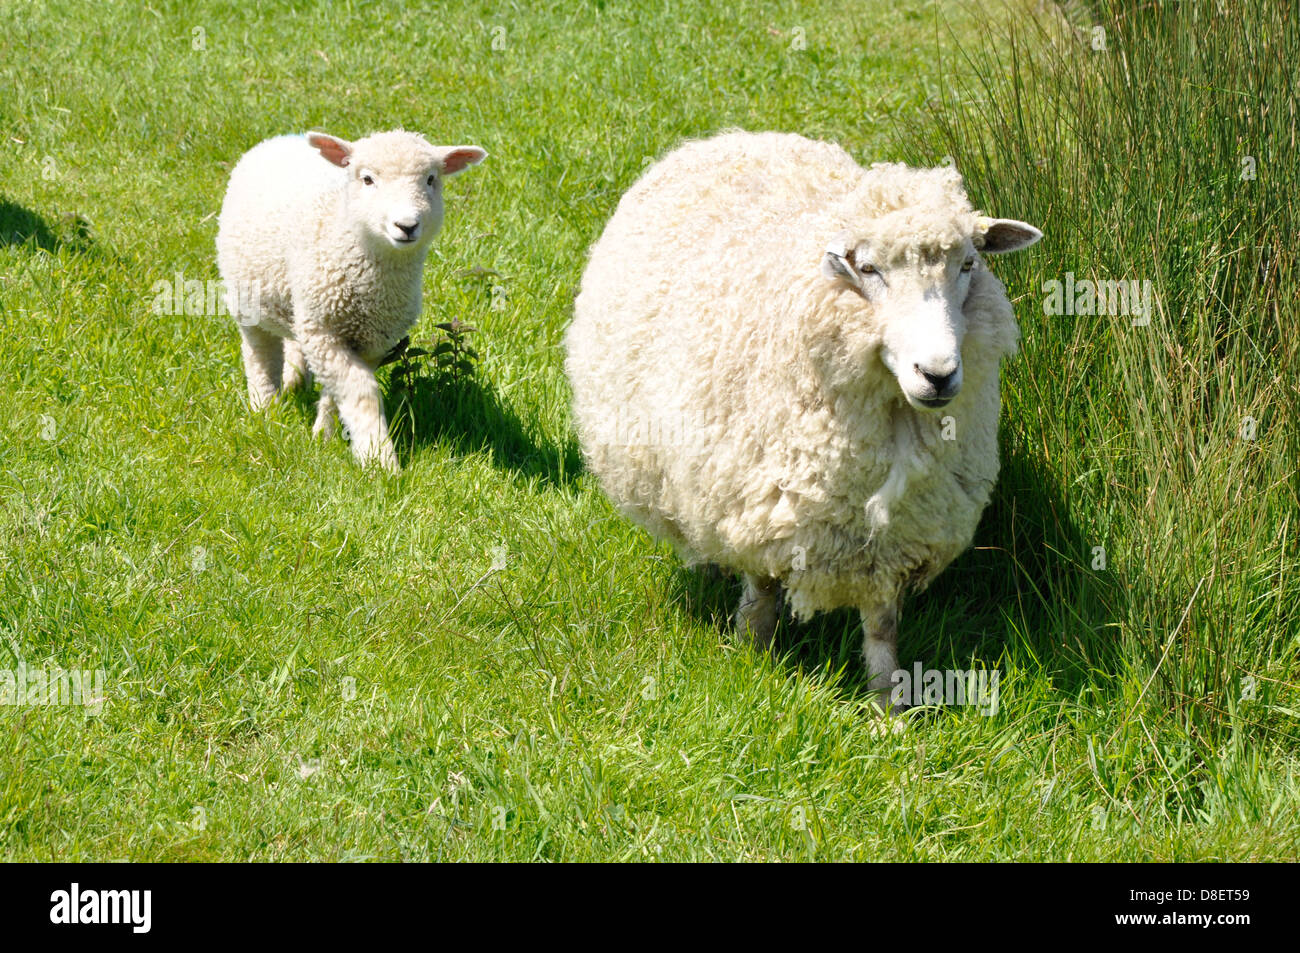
822 214 1042 411
306 131 487 254
347 143 447 252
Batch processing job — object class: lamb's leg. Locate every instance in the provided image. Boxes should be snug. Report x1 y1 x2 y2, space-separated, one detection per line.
735 573 781 649
238 325 284 410
860 602 905 715
298 329 398 473
282 338 311 392
312 391 337 439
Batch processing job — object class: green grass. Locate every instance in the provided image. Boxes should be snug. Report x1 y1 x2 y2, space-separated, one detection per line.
0 0 1296 860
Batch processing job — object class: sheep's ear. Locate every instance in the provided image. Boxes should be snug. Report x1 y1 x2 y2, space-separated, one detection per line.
436 146 488 176
976 217 1042 254
307 132 353 168
821 240 862 290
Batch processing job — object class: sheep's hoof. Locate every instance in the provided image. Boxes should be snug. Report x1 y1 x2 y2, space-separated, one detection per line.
248 389 278 412
866 714 908 736
735 612 777 650
362 446 400 475
282 364 311 392
866 693 909 718
358 455 400 475
862 681 909 727
734 575 781 650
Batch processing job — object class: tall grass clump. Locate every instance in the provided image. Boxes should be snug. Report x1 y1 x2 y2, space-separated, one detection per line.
911 0 1299 812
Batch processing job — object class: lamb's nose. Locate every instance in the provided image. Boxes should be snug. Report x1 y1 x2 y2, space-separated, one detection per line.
916 364 959 396
395 221 418 239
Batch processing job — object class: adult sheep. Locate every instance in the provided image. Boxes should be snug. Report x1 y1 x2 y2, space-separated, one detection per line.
216 130 486 472
565 131 1041 709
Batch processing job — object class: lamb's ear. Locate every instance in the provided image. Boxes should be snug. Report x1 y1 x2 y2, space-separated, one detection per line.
436 146 488 176
821 239 862 290
307 132 353 168
975 217 1043 254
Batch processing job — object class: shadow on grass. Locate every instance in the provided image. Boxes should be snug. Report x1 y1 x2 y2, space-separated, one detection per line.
276 351 582 489
0 199 95 253
384 372 582 489
674 430 1120 705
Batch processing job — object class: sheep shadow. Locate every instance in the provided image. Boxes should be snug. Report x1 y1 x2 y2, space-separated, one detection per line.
0 199 95 253
674 428 1121 707
277 350 581 489
383 372 582 489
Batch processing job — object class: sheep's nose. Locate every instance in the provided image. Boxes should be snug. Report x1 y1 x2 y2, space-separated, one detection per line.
395 221 418 239
916 363 959 397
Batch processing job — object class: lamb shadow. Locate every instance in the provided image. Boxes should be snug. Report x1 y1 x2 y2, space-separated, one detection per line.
384 372 582 489
0 199 94 253
674 424 1121 705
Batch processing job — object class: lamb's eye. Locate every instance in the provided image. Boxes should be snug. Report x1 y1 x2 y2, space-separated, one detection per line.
361 174 375 186
961 258 975 273
859 263 877 276
427 174 437 187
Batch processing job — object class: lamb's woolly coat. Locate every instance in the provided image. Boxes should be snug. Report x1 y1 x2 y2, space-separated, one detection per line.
217 133 439 359
216 130 484 471
566 131 1021 624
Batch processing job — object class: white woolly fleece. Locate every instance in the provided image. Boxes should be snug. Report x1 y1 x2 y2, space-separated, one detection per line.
216 130 485 472
566 131 1026 635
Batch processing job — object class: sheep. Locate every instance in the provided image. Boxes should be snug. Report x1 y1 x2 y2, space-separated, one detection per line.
565 131 1041 710
216 129 486 472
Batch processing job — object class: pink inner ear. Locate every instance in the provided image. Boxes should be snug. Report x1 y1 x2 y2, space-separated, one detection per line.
308 134 351 168
439 147 486 175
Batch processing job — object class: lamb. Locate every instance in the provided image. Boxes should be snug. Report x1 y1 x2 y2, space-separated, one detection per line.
565 131 1041 710
216 129 487 472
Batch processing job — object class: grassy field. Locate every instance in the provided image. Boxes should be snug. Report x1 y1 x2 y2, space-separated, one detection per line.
0 0 1296 861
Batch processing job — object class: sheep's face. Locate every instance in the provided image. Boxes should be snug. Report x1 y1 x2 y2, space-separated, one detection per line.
822 216 1041 411
307 132 487 254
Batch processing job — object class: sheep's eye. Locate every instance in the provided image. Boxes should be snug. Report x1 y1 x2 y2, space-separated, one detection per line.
960 258 975 273
859 263 877 276
427 174 437 187
361 174 375 186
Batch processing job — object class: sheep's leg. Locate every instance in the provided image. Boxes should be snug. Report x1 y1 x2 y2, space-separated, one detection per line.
735 574 781 649
298 330 398 473
238 325 284 410
312 391 337 439
860 603 905 714
282 338 311 392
